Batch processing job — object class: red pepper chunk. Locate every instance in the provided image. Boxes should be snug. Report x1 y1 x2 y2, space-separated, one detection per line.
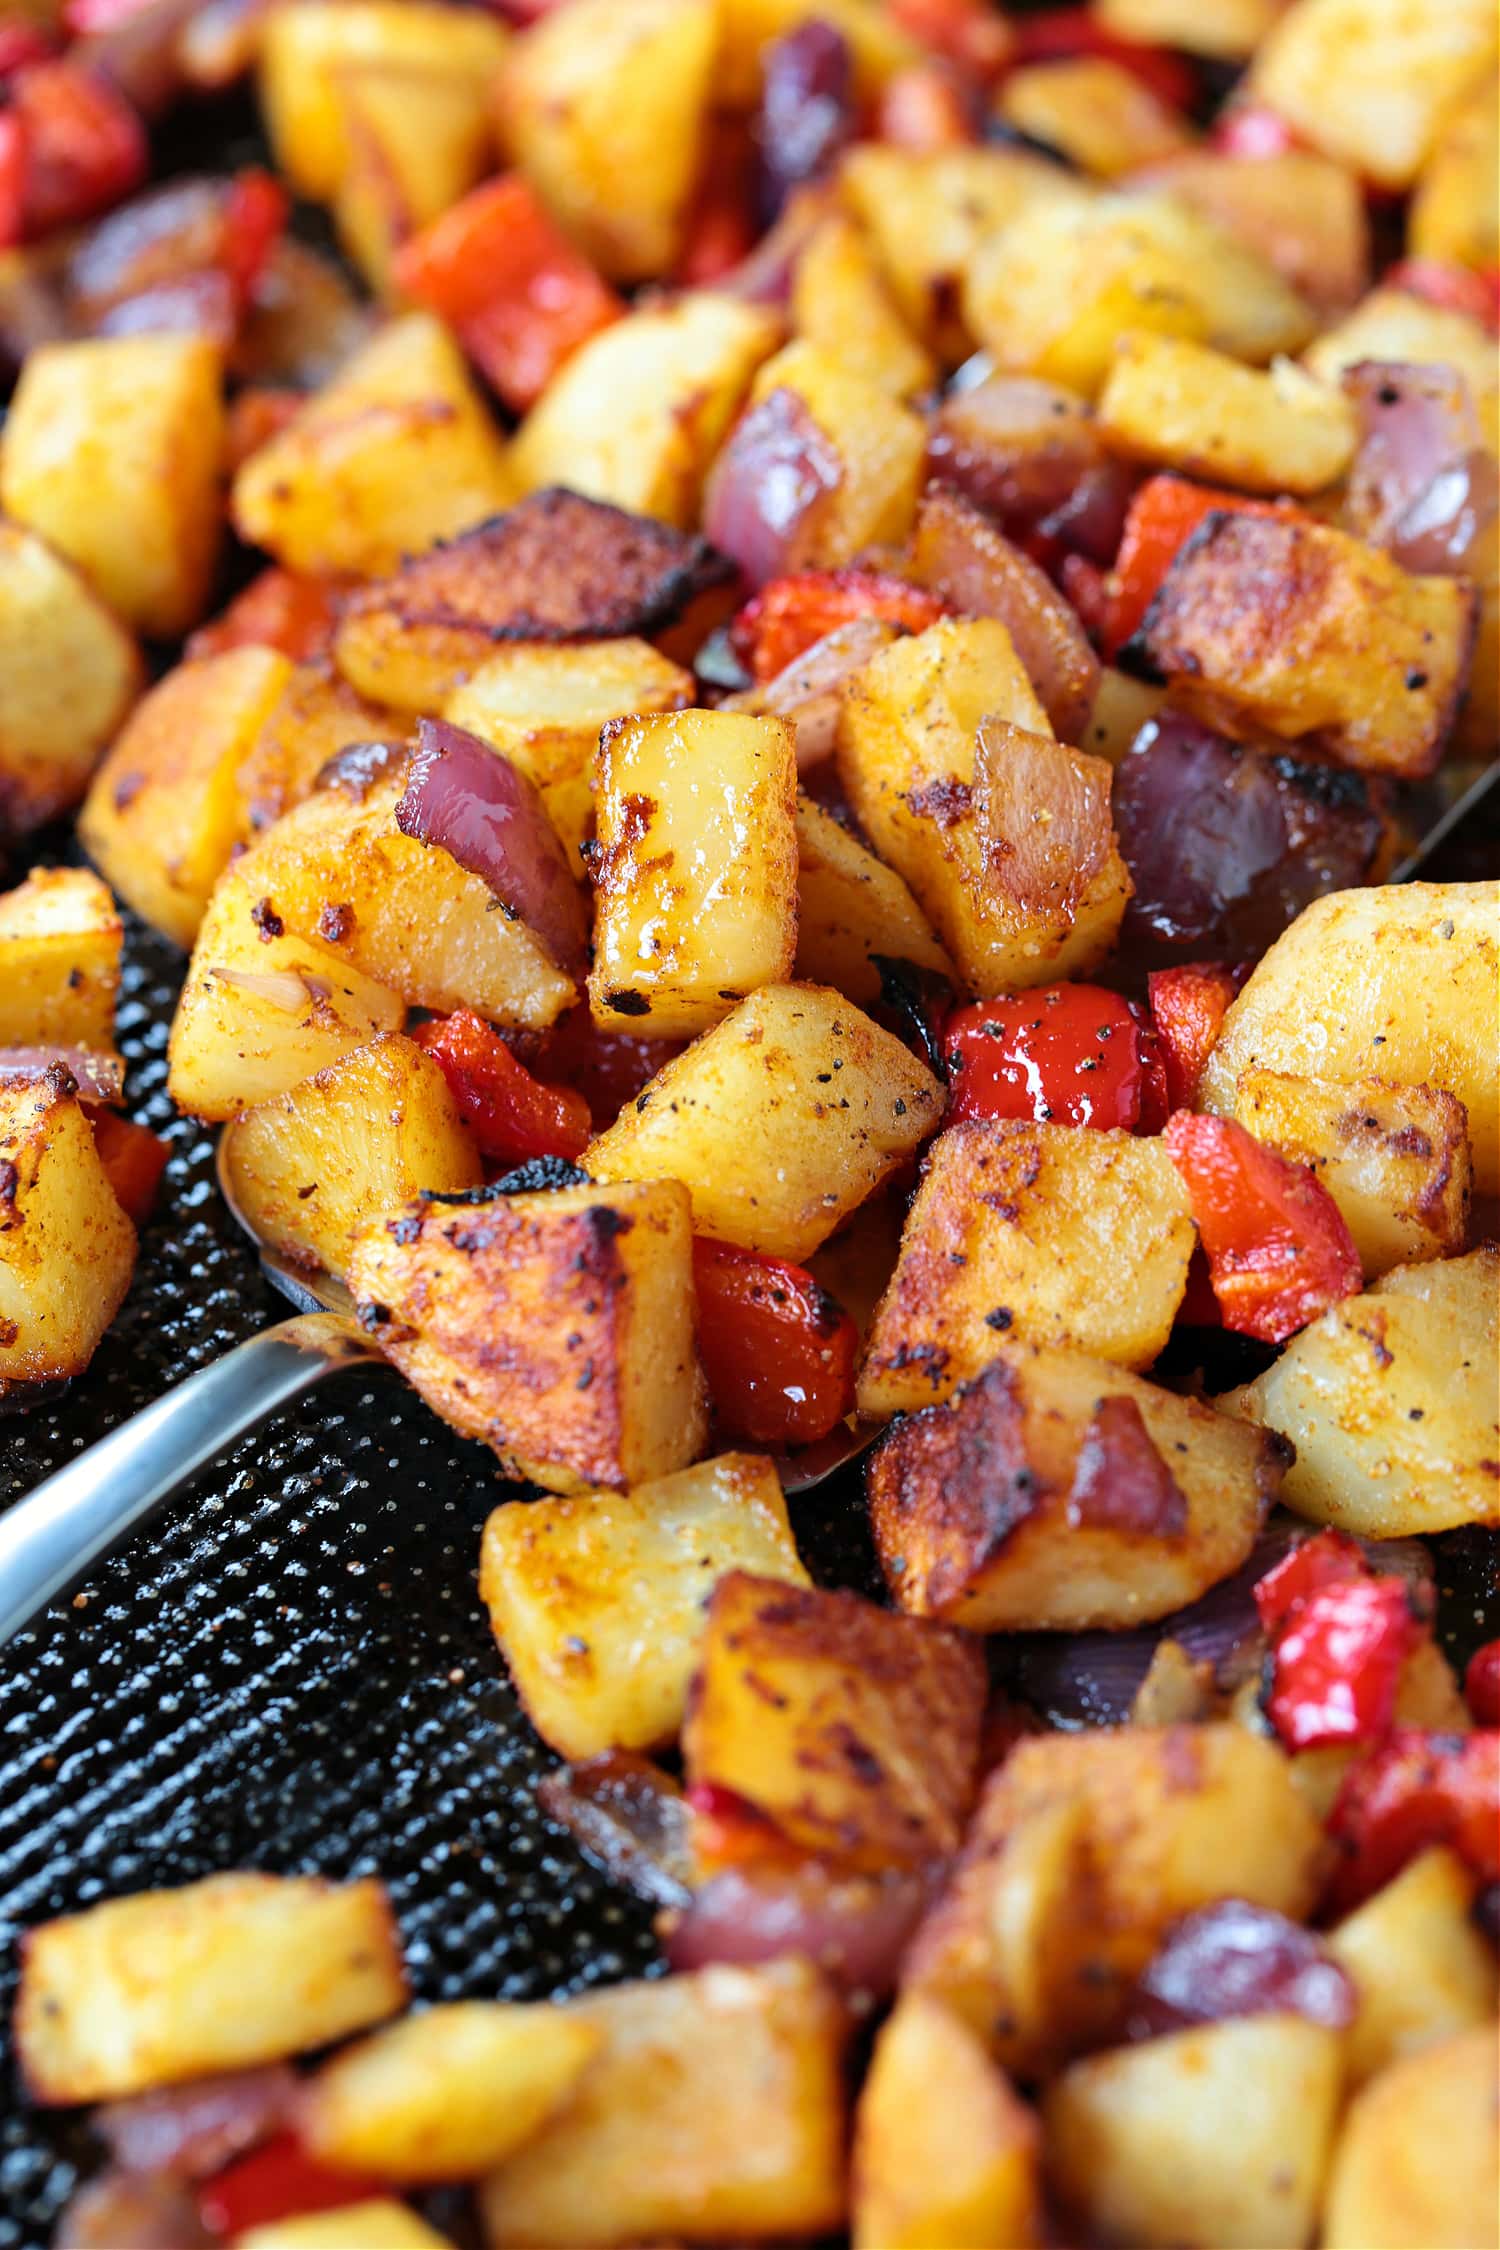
1162 1111 1362 1343
1147 962 1242 1113
1267 1577 1415 1753
187 567 346 664
1105 476 1304 655
1328 1729 1500 1911
1254 1527 1370 1636
220 166 289 309
5 61 147 241
198 2133 386 2238
692 1237 857 1447
686 1781 804 1876
729 570 951 684
411 1011 591 1166
1464 1640 1500 1728
89 1109 170 1227
945 986 1167 1133
0 114 23 249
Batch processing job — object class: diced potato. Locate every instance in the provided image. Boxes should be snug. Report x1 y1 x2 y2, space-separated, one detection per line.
80 648 295 950
167 867 405 1121
1249 0 1498 191
588 710 798 1038
1097 332 1357 494
682 1571 986 1873
1409 72 1498 274
478 1454 810 1758
346 1176 706 1491
301 2002 603 2182
791 213 936 398
0 867 121 1051
0 521 142 838
859 1121 1195 1414
1322 2025 1499 2250
1303 286 1499 451
1134 149 1369 316
1044 2014 1345 2250
867 1340 1288 1630
1231 1069 1471 1277
718 0 919 104
218 1034 480 1280
1199 883 1500 1196
793 792 953 1005
996 58 1193 180
0 334 224 639
0 1075 136 1384
238 2204 451 2250
1096 0 1284 58
332 62 496 296
498 0 715 282
1220 1246 1500 1535
478 1962 848 2247
584 983 942 1261
852 1992 1043 2250
744 340 928 566
1080 665 1167 764
238 660 405 836
15 1873 406 2104
232 314 514 579
1328 1847 1499 2088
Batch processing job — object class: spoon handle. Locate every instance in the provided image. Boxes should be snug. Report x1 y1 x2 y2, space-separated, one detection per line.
0 1314 376 1649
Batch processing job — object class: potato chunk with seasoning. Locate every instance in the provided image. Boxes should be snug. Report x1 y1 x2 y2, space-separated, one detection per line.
1322 2025 1498 2250
0 521 142 840
0 867 121 1052
0 1072 137 1385
1327 1848 1499 2088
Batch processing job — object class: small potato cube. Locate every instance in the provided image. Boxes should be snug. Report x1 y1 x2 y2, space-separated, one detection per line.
301 2002 603 2182
1410 73 1498 275
1043 2014 1345 2250
1303 287 1498 450
853 1992 1042 2250
1097 0 1283 57
1097 332 1358 494
80 648 295 950
232 314 514 579
1328 1847 1499 2087
858 1120 1195 1415
1 334 224 639
479 1961 848 2247
0 1075 136 1384
744 341 927 566
332 63 496 298
791 214 935 398
793 792 953 1005
0 520 142 838
682 1571 986 1874
0 867 121 1051
997 58 1192 180
588 710 798 1038
15 1873 406 2104
238 660 405 837
346 1176 706 1491
584 983 942 1262
1323 2025 1498 2250
218 1034 481 1280
478 1454 810 1757
238 2203 451 2250
1231 1069 1471 1277
1136 149 1369 318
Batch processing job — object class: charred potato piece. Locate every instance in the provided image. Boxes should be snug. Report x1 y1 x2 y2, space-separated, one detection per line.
1322 2026 1499 2250
346 1176 706 1492
1097 332 1358 494
0 867 121 1051
793 792 954 1006
0 521 142 841
1328 1847 1499 2088
791 213 935 400
0 1073 136 1384
237 660 405 837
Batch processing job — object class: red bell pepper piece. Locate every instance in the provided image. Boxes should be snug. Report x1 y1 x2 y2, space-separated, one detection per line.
1211 101 1300 160
1162 1110 1362 1344
394 174 623 416
531 1004 683 1132
1328 1729 1500 1911
1104 476 1303 655
887 0 1012 81
692 1237 857 1447
1147 962 1242 1112
944 985 1168 1134
686 1781 803 1875
411 1010 591 1167
1464 1640 1500 1728
89 1110 170 1227
187 566 346 664
0 114 24 249
7 61 147 240
729 569 950 683
1266 1577 1415 1752
1385 257 1500 336
198 2133 386 2238
1254 1527 1370 1635
220 166 288 308
1009 6 1196 113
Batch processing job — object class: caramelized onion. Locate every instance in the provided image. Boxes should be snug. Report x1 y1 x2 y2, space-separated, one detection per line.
974 718 1112 918
928 372 1105 527
0 1046 125 1102
1342 360 1497 574
723 616 904 768
711 184 831 306
97 2066 295 2178
1129 1901 1357 2039
756 20 856 219
662 1864 929 1998
703 387 842 588
56 2173 211 2250
537 1754 694 1909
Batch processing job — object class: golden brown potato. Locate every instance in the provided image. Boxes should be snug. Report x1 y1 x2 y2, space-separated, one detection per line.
791 212 936 398
331 64 495 299
1131 148 1369 315
1409 72 1498 274
15 1873 406 2104
1097 331 1358 493
0 1073 136 1384
1080 665 1168 764
346 1176 706 1492
867 1342 1287 1630
478 1961 848 2247
1328 1848 1499 2088
1303 287 1499 450
741 340 928 566
997 58 1192 179
80 648 295 950
793 792 953 1006
0 867 121 1051
682 1571 986 1874
858 1120 1195 1415
478 1454 809 1758
0 521 142 839
238 2206 450 2250
0 334 224 639
1322 2025 1499 2250
584 983 942 1262
1096 0 1283 57
237 660 405 837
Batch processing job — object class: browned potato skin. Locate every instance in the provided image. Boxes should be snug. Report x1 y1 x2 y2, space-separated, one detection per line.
682 1570 986 1876
0 1072 137 1384
0 867 121 1051
346 1177 707 1493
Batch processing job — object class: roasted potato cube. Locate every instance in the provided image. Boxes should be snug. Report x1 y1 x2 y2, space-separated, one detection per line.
237 660 405 837
1220 1246 1500 1535
0 867 121 1051
238 2207 450 2250
218 1034 480 1280
1302 286 1499 450
868 1342 1287 1630
0 334 224 639
1231 1069 1472 1277
743 340 927 566
1409 72 1498 274
1134 149 1369 317
478 1961 848 2247
232 314 514 579
682 1571 985 1874
1123 512 1477 780
1328 1847 1499 2088
346 1176 706 1491
859 1120 1194 1414
852 1992 1043 2250
1096 0 1283 58
584 983 942 1261
80 648 295 950
1097 331 1357 493
167 867 405 1121
0 1074 136 1384
479 1454 809 1757
718 0 919 104
510 295 780 528
0 520 142 839
1043 2014 1345 2250
15 1872 406 2103
1323 2025 1498 2250
997 58 1192 180
588 710 798 1038
301 2002 603 2182
793 792 953 1005
332 62 496 297
1199 883 1499 1196
791 213 935 398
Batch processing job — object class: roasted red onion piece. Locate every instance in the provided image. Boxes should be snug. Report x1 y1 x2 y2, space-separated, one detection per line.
723 616 904 768
927 370 1129 558
756 20 856 220
1128 1899 1357 2040
703 387 843 589
395 718 588 978
55 2172 212 2250
234 238 372 389
72 0 203 117
711 184 831 306
1341 360 1496 575
662 1863 929 1998
97 2066 296 2179
1389 448 1500 577
68 177 233 318
0 1047 125 1103
975 717 1112 917
537 1753 694 1909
